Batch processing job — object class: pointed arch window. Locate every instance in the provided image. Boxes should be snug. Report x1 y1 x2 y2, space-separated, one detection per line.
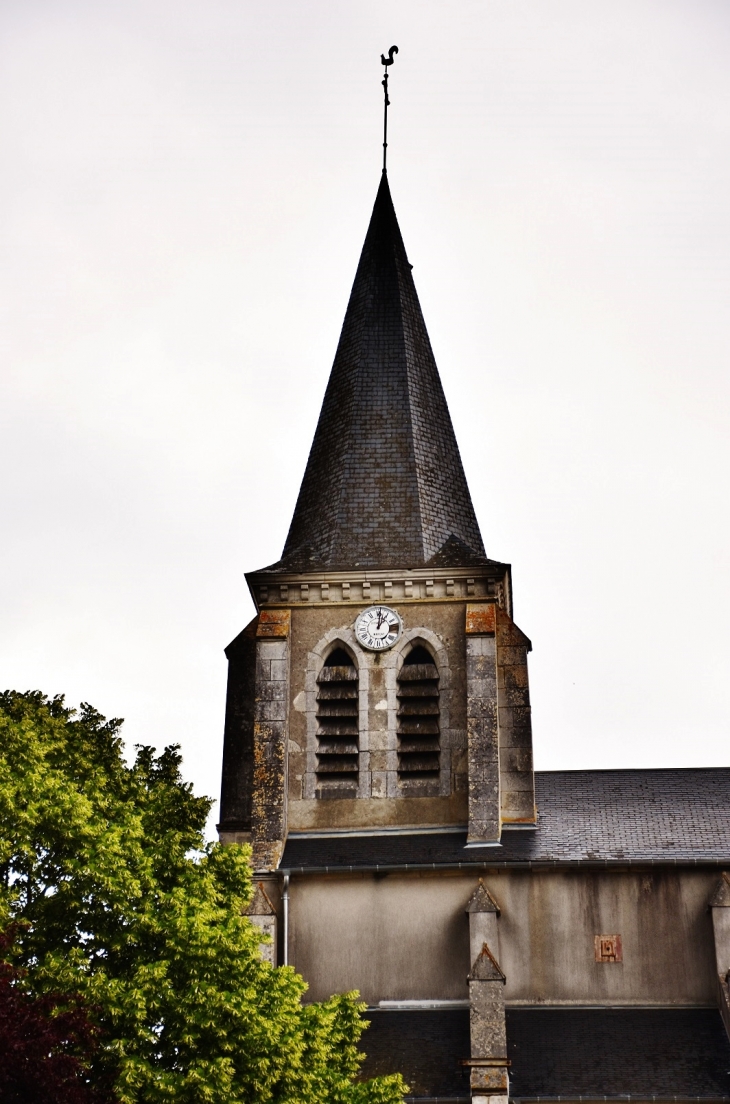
397 645 440 779
316 647 359 795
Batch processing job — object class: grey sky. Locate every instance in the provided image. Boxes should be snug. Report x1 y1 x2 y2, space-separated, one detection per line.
2 1 729 833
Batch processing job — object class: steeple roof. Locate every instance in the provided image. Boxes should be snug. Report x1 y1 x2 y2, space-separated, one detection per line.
267 173 488 574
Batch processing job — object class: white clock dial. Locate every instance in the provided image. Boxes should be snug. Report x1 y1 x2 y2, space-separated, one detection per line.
354 605 403 651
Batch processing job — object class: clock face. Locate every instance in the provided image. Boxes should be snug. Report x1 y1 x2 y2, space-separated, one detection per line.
354 605 402 651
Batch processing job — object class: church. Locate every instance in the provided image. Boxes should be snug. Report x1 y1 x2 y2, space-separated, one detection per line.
217 123 730 1098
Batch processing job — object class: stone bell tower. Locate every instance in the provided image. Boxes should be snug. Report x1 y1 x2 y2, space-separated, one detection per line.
214 160 730 1103
218 171 536 872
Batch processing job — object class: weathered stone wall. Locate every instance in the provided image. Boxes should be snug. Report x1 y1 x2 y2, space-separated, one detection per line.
465 604 500 841
496 608 535 824
465 603 536 840
286 600 469 831
250 611 292 870
469 945 509 1097
467 886 509 1097
220 582 536 843
289 870 471 1003
218 616 258 841
287 868 717 1006
245 881 278 966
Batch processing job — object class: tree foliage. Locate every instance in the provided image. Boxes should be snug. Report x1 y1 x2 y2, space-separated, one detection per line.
0 690 405 1104
0 925 109 1104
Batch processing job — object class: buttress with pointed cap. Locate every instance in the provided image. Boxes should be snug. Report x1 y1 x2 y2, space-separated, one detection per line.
267 174 488 574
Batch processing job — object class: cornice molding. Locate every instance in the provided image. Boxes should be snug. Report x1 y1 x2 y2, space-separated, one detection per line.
245 564 512 614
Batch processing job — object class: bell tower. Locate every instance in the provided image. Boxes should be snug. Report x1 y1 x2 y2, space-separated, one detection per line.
218 171 536 872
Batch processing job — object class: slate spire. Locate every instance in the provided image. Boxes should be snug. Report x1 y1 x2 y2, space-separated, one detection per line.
272 173 487 573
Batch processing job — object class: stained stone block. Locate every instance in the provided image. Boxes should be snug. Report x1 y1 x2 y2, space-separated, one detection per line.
371 771 387 798
468 698 497 723
466 880 501 965
496 608 535 827
261 699 287 722
501 684 529 707
500 790 535 819
251 633 291 872
500 748 532 773
501 723 532 750
470 1070 508 1094
245 881 278 966
502 664 528 689
255 656 271 682
500 769 535 792
496 646 525 667
466 623 500 843
258 680 288 701
269 659 289 681
468 943 508 1099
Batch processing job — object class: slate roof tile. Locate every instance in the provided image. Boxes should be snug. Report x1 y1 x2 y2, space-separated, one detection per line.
262 173 487 574
282 767 730 870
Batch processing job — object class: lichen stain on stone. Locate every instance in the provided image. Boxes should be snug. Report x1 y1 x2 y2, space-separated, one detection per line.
465 603 496 636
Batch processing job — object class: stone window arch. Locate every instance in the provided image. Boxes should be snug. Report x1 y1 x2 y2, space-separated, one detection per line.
315 644 359 795
380 627 453 799
300 625 453 802
397 643 440 780
302 628 370 801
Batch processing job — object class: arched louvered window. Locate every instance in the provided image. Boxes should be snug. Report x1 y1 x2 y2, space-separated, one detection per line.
316 647 359 795
397 645 440 779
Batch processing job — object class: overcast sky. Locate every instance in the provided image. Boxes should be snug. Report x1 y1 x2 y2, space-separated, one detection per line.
2 1 729 834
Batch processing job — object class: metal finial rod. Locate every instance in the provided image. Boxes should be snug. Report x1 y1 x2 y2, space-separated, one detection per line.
381 45 398 172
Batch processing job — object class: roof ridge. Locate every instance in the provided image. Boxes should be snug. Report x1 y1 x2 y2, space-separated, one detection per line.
535 766 730 777
395 225 427 558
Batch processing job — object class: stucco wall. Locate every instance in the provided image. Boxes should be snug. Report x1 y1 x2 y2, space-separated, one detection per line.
288 867 717 1006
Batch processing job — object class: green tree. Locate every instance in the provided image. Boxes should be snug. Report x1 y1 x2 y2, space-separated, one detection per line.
0 691 405 1104
0 924 111 1103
